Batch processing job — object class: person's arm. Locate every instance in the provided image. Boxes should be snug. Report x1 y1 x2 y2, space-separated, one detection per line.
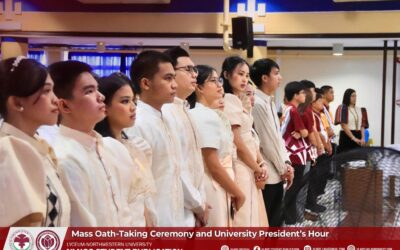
341 123 362 145
202 148 246 211
232 125 266 180
252 103 287 177
12 213 43 227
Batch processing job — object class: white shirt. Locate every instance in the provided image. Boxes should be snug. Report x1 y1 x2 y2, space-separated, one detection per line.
190 103 234 159
37 125 60 147
0 122 70 226
162 98 206 226
53 125 134 226
347 106 362 130
253 89 289 184
121 136 158 226
125 100 185 226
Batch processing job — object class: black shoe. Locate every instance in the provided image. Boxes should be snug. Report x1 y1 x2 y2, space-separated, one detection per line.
304 210 319 222
285 220 296 225
314 204 327 213
306 204 327 213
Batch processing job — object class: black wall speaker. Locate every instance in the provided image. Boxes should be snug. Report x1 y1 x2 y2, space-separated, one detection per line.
232 16 254 50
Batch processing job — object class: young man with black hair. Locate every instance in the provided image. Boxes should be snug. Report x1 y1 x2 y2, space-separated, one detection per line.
125 50 186 226
49 61 136 226
250 58 294 226
280 81 308 225
162 46 209 227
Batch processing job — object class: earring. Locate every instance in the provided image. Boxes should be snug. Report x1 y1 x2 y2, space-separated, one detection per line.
19 106 24 112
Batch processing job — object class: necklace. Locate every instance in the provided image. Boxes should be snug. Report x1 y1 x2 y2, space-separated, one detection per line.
348 106 359 130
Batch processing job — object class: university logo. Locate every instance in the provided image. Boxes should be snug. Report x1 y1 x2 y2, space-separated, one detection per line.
36 230 61 250
9 230 34 250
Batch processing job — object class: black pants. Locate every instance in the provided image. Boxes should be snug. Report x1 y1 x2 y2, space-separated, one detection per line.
262 181 284 227
338 130 361 153
306 154 330 210
283 165 305 224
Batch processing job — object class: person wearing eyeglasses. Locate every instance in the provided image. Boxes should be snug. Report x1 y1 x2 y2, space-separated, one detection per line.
188 65 245 227
125 51 186 226
162 47 210 227
221 56 269 227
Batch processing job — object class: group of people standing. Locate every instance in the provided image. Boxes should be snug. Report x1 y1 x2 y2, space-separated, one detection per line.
0 47 367 227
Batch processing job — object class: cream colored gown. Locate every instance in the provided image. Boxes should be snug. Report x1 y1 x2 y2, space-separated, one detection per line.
0 122 70 226
224 93 268 227
189 102 235 227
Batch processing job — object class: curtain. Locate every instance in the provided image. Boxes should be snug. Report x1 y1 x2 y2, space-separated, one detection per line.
69 52 137 78
28 51 46 65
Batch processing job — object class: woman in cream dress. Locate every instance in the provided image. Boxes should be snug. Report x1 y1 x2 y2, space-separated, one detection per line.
94 72 157 226
0 57 70 226
221 56 268 227
188 65 245 227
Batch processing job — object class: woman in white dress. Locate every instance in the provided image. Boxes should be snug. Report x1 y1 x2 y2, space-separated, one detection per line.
188 65 245 227
94 72 157 226
0 57 70 226
221 56 268 227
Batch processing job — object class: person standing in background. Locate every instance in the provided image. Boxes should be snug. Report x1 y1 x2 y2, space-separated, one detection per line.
280 81 308 225
94 72 158 226
335 88 365 153
221 56 268 227
162 47 209 227
125 50 186 226
320 85 336 147
49 60 134 226
250 58 294 226
188 65 245 227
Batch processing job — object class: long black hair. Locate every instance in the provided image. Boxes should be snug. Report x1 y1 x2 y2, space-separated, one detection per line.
342 88 355 106
187 65 215 109
94 72 133 139
221 56 249 94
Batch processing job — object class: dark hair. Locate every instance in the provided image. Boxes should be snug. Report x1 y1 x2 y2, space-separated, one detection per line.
163 46 190 68
320 85 333 95
300 79 316 90
285 81 305 102
0 57 48 118
221 56 249 94
94 72 133 139
187 64 215 109
314 88 323 101
250 58 279 88
297 88 313 115
49 60 92 100
130 50 173 95
342 88 355 106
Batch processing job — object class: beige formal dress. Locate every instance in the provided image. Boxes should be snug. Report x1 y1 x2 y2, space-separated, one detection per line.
189 102 235 227
0 122 70 226
224 93 268 227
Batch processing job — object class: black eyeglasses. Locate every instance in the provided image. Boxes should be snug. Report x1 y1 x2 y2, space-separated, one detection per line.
207 77 223 87
175 65 198 75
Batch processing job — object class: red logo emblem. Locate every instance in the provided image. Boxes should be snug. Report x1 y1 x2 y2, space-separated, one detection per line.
36 230 60 250
9 230 34 250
